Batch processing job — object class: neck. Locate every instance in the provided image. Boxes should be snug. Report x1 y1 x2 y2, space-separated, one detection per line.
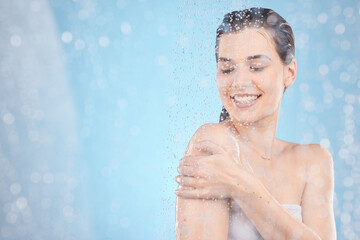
229 107 280 160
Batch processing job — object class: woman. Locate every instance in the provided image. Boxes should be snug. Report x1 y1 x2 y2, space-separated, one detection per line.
174 7 336 240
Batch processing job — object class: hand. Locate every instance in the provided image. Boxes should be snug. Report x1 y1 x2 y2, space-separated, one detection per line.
174 139 253 200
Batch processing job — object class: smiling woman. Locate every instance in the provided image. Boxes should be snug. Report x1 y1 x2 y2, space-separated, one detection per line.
174 7 336 240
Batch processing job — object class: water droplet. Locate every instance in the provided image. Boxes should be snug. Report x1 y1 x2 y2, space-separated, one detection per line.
121 22 132 35
99 36 110 47
10 35 22 47
10 183 21 195
61 31 72 43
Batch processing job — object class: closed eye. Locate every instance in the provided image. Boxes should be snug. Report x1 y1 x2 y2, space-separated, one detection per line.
250 66 265 72
221 68 234 74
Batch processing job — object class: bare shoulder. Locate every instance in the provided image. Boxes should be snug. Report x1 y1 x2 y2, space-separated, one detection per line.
276 140 334 184
195 121 232 136
291 143 333 168
292 142 331 156
184 122 231 156
289 142 334 199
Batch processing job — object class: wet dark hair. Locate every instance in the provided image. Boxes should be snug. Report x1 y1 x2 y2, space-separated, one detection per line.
217 7 295 122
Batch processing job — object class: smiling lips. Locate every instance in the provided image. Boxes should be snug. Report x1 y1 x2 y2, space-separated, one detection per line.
231 93 262 108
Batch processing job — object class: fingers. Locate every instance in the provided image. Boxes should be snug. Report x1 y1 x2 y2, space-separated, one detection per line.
179 153 218 167
194 140 227 155
174 175 207 188
177 165 204 177
178 154 220 178
179 155 202 167
177 185 195 190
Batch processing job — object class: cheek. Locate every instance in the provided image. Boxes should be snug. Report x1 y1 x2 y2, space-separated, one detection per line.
250 74 270 92
252 76 266 89
216 76 232 96
253 72 283 92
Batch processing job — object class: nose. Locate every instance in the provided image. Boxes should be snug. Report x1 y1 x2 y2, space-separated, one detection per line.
230 67 256 89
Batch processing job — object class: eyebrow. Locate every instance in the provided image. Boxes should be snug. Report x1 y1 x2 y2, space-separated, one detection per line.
218 55 272 62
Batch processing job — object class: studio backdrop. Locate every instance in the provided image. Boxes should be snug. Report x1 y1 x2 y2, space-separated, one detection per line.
0 0 359 239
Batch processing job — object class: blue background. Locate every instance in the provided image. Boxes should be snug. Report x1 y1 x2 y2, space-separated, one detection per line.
0 0 359 239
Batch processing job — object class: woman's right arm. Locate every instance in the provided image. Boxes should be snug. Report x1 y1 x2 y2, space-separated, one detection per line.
175 123 230 240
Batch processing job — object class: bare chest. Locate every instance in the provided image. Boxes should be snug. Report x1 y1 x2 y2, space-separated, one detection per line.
243 153 307 205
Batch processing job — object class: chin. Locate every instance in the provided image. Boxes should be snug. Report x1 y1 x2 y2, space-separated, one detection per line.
226 109 257 124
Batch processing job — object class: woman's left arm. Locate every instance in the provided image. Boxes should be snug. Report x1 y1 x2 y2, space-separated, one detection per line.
230 144 336 240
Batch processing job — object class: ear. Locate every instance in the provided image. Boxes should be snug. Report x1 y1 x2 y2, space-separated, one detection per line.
283 58 297 88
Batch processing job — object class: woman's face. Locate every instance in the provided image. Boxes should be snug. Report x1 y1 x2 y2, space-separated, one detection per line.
216 28 296 124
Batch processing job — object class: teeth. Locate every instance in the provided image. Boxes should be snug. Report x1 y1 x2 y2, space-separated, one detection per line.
233 95 258 103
